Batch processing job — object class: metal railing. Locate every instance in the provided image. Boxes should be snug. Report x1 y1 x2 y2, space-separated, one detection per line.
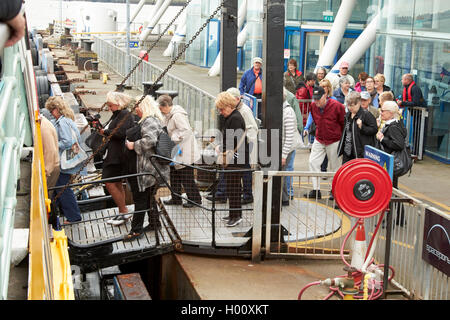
0 35 33 299
92 36 217 135
254 170 449 300
403 106 427 160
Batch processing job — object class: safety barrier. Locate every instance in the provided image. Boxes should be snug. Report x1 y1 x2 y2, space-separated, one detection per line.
92 36 217 135
403 106 427 160
253 171 449 300
0 34 33 299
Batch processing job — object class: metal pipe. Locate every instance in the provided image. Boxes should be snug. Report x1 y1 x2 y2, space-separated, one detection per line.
140 0 172 42
142 0 164 30
314 0 356 72
126 0 131 86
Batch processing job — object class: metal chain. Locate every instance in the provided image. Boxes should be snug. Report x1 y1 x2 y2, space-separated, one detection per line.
116 0 193 92
52 0 224 204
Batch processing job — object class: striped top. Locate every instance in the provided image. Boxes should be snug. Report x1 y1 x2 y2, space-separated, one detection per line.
282 101 301 159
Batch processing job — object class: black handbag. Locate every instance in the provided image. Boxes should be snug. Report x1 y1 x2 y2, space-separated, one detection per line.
126 123 142 142
392 145 413 177
156 127 176 164
85 131 107 156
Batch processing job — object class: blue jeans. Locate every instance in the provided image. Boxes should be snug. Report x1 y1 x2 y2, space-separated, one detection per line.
53 172 81 222
283 150 296 202
285 150 296 197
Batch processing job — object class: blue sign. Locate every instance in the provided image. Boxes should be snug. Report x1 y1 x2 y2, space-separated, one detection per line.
242 93 258 119
129 41 139 48
364 145 394 181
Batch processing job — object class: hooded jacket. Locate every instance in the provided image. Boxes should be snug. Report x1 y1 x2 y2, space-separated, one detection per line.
164 105 201 169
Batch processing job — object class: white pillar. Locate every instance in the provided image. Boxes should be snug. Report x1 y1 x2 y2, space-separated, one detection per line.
331 13 380 73
314 0 357 72
208 0 248 77
163 12 187 57
121 0 147 32
140 0 172 42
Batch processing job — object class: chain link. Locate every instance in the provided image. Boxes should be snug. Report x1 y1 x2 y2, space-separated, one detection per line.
52 0 225 204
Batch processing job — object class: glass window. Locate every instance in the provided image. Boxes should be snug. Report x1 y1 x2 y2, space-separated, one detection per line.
413 0 450 33
378 0 415 33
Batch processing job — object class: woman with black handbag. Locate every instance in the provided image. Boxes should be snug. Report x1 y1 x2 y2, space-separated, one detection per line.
100 91 135 226
376 101 408 226
123 95 170 241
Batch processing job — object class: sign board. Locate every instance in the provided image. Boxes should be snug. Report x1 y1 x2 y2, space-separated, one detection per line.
129 41 139 48
422 209 450 276
364 145 394 181
242 93 258 119
284 49 291 59
323 10 334 22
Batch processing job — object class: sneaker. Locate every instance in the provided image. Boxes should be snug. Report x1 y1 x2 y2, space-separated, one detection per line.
303 190 322 199
163 199 182 205
221 215 231 221
107 216 127 226
206 194 227 203
226 217 242 227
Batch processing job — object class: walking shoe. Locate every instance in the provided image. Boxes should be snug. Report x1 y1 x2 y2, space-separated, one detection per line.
106 214 131 226
163 199 182 205
241 197 254 205
226 217 242 227
329 194 334 201
206 194 227 203
282 200 290 206
303 190 322 199
221 215 231 221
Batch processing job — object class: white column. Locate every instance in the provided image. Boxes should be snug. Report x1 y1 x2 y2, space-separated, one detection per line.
314 0 357 72
139 0 172 41
121 0 147 32
163 12 187 57
331 13 380 73
208 0 248 77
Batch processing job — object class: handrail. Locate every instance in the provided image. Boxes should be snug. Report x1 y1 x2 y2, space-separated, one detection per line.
0 23 10 52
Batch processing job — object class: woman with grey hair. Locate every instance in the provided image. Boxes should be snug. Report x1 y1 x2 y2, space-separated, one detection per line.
333 76 353 105
337 91 378 164
101 91 135 226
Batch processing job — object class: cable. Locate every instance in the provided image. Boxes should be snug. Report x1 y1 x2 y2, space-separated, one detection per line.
297 281 321 300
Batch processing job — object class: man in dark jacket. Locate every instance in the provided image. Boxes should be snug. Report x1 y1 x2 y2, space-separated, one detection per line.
304 86 345 200
0 0 25 47
337 91 378 164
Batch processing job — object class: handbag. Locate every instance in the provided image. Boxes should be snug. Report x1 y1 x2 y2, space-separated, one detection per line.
156 127 177 164
216 130 247 167
85 130 107 156
60 126 88 170
392 145 413 177
126 123 142 142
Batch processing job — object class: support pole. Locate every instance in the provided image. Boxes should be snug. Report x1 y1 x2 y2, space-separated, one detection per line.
263 0 285 226
126 0 131 86
220 0 238 91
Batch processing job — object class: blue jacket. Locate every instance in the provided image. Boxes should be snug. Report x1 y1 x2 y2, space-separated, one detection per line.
239 67 262 96
53 116 86 175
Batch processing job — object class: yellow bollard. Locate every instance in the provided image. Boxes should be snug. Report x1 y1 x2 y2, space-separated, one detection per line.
102 73 108 84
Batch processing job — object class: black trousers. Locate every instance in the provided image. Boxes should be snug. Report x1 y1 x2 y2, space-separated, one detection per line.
128 176 159 233
225 168 243 219
170 166 202 204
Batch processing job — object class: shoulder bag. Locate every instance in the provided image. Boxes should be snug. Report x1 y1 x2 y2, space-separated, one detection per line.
216 130 247 167
61 126 88 170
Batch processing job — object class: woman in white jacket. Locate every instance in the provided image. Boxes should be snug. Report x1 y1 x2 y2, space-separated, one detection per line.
158 95 202 208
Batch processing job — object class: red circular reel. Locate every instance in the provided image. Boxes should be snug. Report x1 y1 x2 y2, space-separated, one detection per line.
332 159 392 218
